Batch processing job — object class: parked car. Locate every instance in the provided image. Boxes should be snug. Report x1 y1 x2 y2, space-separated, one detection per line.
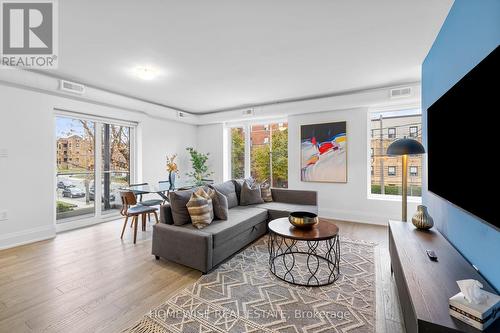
57 180 74 189
89 188 116 202
62 187 86 198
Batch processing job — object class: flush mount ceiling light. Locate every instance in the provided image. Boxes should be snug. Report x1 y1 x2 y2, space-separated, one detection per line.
132 65 160 80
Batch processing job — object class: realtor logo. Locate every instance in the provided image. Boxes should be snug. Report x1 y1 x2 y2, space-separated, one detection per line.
1 0 58 68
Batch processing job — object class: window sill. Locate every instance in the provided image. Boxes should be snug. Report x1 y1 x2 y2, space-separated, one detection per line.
368 194 422 204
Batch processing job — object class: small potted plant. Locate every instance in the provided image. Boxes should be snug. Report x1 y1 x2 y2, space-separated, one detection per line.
186 147 213 186
166 153 178 189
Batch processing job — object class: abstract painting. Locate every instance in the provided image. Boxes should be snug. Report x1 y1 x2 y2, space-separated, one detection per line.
301 121 347 182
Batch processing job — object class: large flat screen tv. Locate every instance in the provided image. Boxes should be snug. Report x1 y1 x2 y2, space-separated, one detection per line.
427 46 499 229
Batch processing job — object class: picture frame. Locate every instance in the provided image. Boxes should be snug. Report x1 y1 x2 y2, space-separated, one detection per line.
300 121 347 183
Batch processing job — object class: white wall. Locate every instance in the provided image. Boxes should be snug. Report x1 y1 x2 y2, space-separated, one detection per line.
140 119 197 186
0 84 197 249
196 124 225 183
288 108 418 225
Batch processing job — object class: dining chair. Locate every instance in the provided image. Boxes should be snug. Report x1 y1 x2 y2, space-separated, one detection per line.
119 191 159 244
130 182 164 221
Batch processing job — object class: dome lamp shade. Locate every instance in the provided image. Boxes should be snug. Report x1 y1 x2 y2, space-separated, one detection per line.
387 138 425 156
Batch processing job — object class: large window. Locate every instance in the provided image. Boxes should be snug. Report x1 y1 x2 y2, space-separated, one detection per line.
56 115 133 223
229 121 288 187
230 127 245 179
370 110 422 197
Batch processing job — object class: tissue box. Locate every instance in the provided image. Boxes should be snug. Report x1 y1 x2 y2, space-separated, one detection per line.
449 291 500 331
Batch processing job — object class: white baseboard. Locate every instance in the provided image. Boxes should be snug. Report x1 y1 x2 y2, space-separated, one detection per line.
319 208 391 226
0 224 56 250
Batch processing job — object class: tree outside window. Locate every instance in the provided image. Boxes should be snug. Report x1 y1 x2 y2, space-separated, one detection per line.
229 122 288 188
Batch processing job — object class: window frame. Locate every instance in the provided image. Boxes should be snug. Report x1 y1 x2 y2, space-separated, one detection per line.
388 127 396 138
388 166 397 176
225 119 288 184
409 166 418 177
409 126 418 138
368 107 423 203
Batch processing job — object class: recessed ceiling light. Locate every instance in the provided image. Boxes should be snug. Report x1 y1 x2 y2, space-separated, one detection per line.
132 66 160 80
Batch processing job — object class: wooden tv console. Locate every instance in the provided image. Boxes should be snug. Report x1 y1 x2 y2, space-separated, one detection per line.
389 220 499 333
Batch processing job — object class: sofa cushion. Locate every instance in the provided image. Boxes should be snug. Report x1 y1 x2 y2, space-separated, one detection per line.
187 191 213 229
210 189 229 220
178 206 267 248
232 179 244 203
169 189 195 226
260 182 273 202
210 181 238 208
196 187 214 221
232 177 253 204
240 180 264 206
159 204 174 224
254 202 318 220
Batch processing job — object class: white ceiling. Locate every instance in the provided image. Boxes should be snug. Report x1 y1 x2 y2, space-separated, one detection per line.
47 0 453 113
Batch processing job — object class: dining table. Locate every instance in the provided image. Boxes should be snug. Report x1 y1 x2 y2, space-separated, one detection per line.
121 180 213 202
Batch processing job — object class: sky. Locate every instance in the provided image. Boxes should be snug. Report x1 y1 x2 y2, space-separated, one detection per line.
371 108 421 120
56 116 92 139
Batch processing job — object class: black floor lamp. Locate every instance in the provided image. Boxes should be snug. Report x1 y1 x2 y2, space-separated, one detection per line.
387 137 426 221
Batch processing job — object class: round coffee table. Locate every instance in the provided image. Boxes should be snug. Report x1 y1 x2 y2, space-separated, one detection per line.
268 217 340 287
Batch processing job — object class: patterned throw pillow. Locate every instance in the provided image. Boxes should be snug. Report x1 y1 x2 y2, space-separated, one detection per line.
186 192 212 229
240 180 264 206
209 188 229 220
196 187 214 221
260 182 273 202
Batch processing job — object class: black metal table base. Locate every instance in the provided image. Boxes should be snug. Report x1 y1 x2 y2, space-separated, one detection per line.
268 232 340 287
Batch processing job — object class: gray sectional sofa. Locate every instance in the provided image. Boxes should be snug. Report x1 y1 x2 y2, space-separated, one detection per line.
152 180 317 273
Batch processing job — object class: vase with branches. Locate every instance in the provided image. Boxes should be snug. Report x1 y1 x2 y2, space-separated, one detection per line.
166 154 178 189
185 147 213 185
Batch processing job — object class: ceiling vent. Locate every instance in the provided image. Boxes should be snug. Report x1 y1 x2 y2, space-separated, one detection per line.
60 80 85 95
390 87 412 99
242 109 254 116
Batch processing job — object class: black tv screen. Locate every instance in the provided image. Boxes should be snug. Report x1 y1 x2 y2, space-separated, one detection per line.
427 46 499 229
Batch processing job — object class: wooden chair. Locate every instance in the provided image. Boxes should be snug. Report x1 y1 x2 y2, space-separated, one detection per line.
129 183 163 221
119 191 159 244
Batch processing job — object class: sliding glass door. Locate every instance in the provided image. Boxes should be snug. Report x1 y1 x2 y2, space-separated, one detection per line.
56 117 96 220
56 114 134 224
101 124 131 214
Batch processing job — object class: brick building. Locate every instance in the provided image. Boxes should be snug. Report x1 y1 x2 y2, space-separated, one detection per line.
250 122 288 146
57 135 94 170
370 114 422 196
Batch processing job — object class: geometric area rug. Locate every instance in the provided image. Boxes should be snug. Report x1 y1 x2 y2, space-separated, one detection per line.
125 237 376 333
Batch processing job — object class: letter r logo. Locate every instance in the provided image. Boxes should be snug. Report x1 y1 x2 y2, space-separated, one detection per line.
2 2 53 54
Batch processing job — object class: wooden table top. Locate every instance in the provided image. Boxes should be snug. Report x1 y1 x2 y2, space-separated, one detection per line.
268 217 339 241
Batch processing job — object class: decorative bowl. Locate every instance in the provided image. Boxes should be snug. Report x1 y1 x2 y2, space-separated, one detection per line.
288 211 319 228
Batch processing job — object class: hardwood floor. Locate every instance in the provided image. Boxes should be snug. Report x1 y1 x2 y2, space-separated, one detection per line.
0 218 405 332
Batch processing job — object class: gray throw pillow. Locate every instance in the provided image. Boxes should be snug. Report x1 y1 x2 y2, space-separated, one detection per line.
232 177 254 204
210 181 238 208
169 189 194 226
210 188 229 220
240 180 264 206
